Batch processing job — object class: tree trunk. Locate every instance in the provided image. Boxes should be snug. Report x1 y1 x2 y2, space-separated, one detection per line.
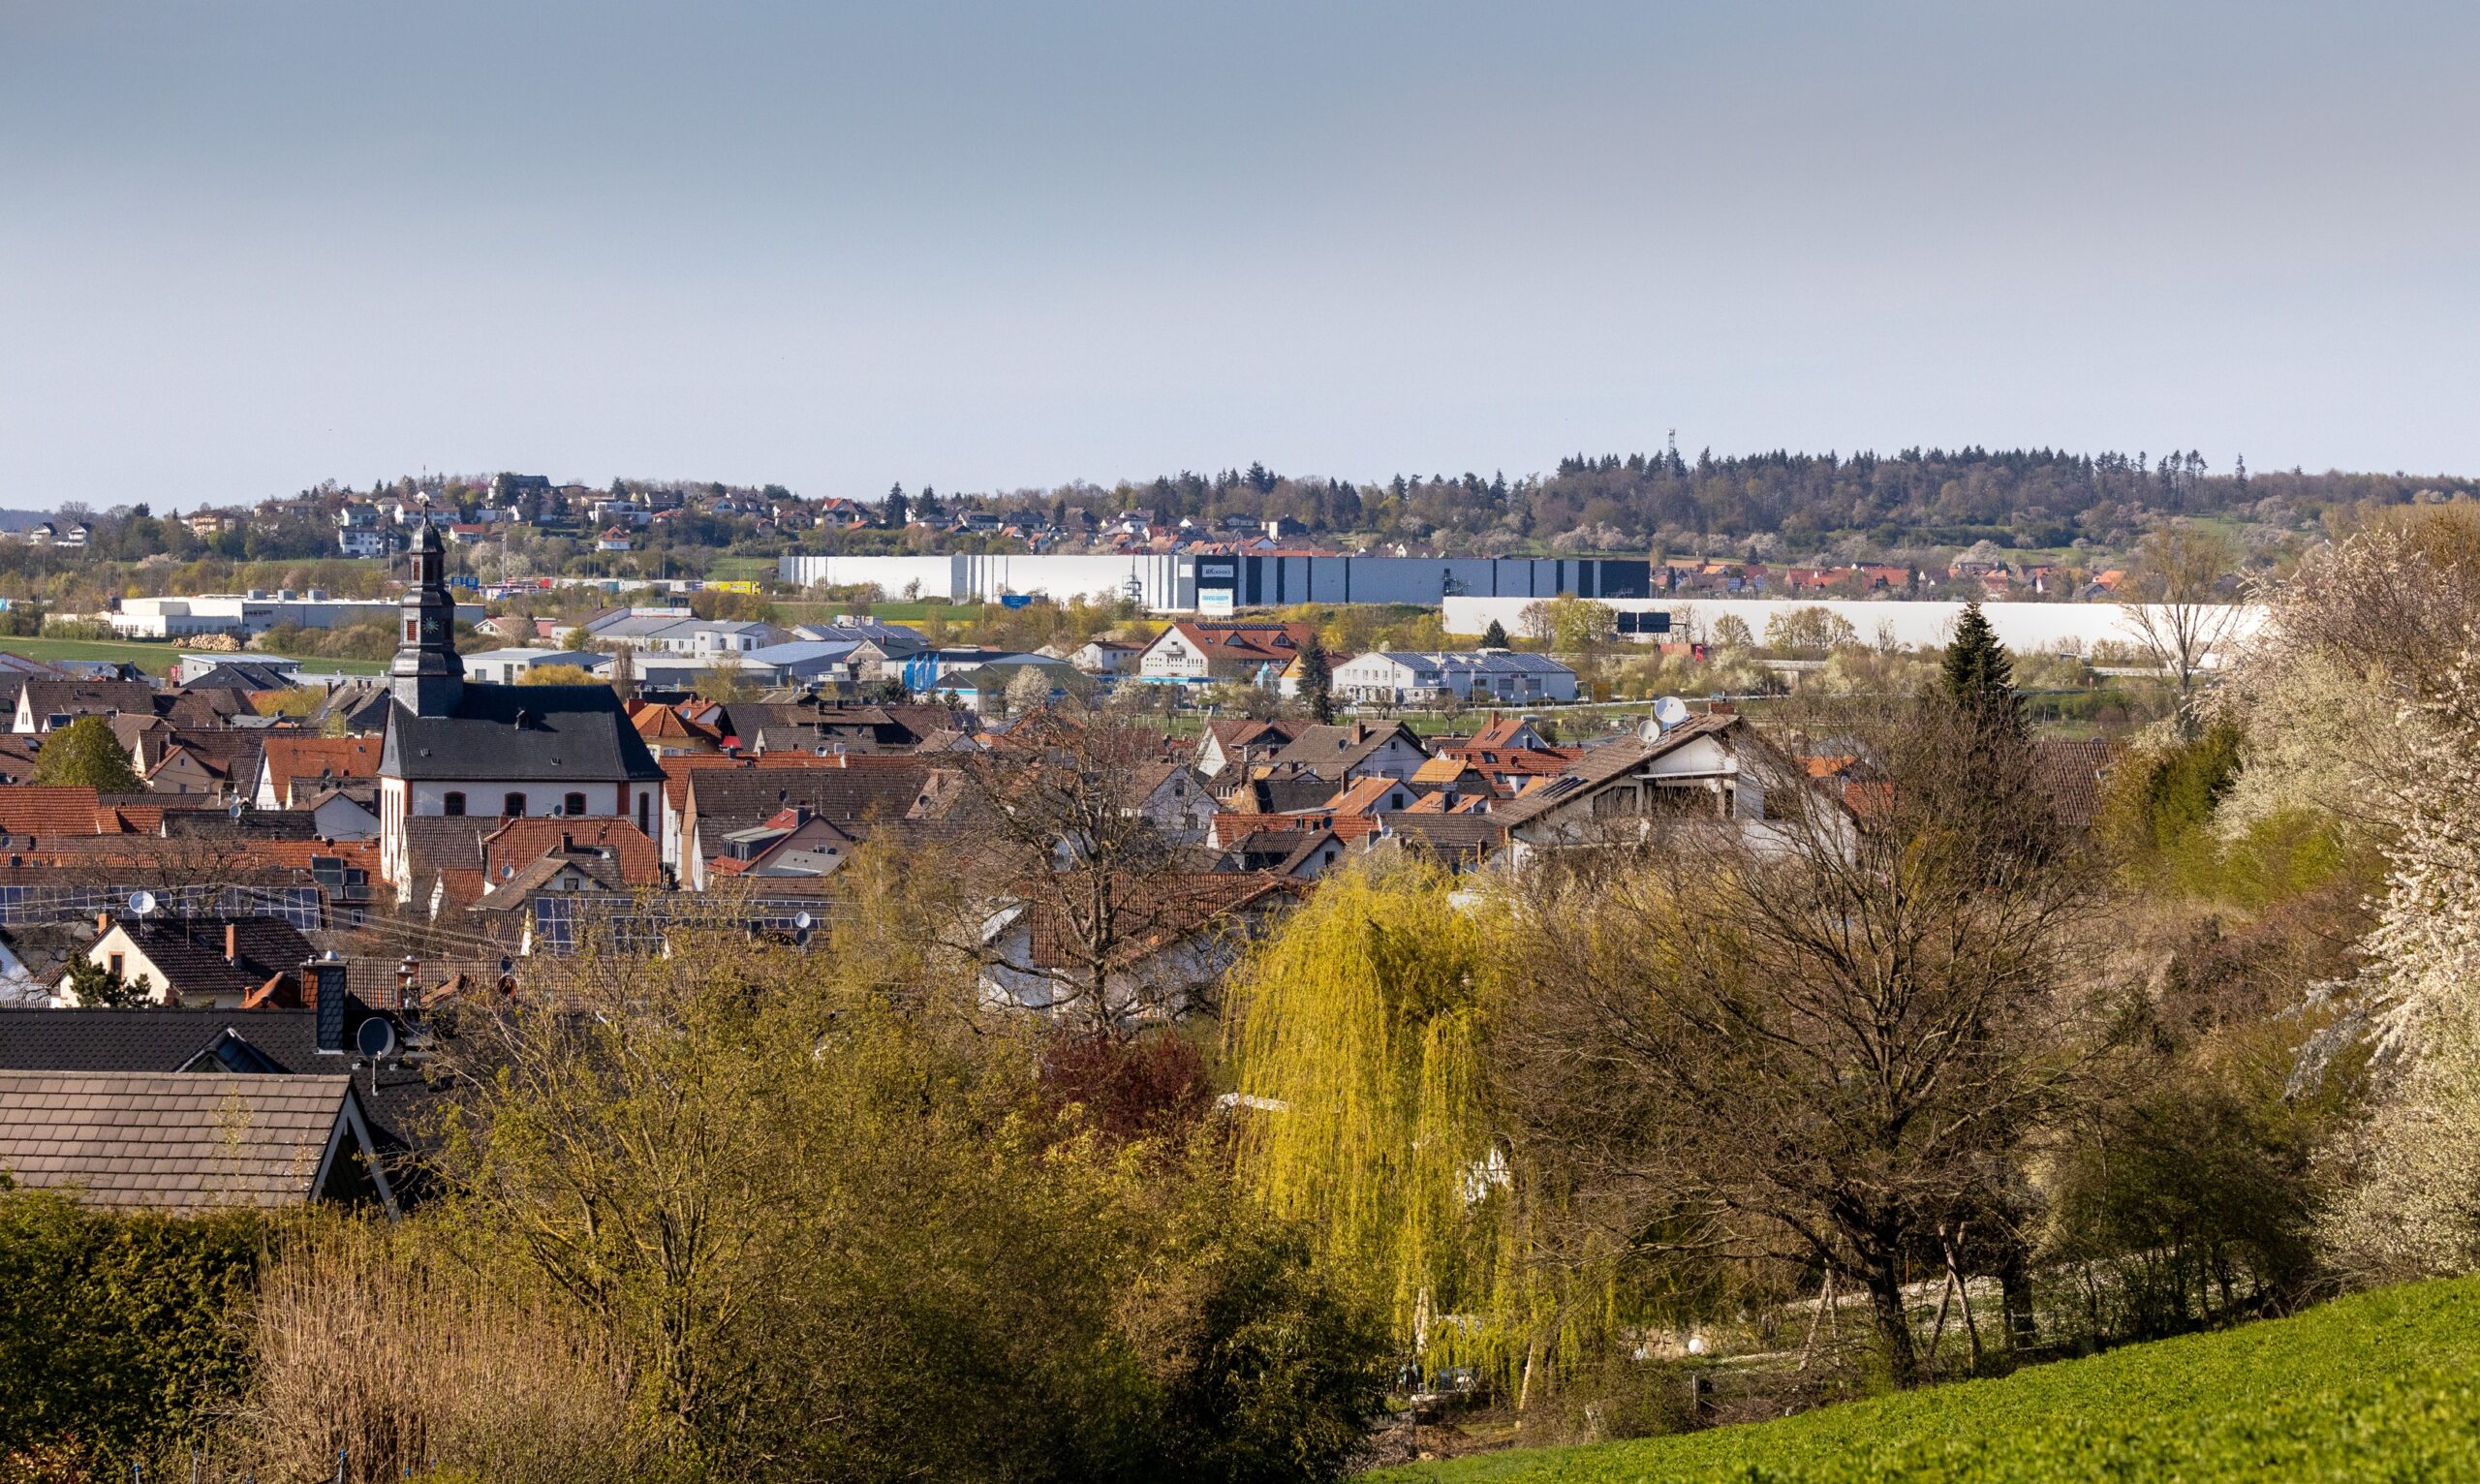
1862 1258 1921 1386
1997 1248 2039 1352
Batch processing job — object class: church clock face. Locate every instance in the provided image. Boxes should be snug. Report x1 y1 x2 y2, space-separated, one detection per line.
420 613 445 642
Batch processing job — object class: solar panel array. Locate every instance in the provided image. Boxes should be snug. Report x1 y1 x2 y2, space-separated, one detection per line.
530 891 831 956
0 882 326 930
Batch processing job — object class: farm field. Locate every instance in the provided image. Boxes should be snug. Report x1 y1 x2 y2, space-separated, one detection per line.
0 635 385 677
1370 1277 2480 1483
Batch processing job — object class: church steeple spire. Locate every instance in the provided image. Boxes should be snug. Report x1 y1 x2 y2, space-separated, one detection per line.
389 516 464 716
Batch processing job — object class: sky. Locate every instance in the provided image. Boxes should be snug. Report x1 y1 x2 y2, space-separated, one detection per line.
3 1 2476 510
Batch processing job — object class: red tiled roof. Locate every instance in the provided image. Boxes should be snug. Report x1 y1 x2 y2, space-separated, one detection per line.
481 818 661 885
0 788 124 837
1165 621 1318 665
261 737 386 801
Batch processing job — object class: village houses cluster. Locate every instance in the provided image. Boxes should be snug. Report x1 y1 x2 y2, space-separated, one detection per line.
0 520 2122 1216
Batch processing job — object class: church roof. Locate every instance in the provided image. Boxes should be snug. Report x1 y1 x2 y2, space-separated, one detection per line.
381 685 666 784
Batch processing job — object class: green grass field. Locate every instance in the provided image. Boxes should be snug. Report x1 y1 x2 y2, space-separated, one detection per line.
0 635 385 677
1372 1278 2480 1483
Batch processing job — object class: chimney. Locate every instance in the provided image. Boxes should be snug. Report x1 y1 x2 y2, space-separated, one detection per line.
396 954 418 1007
95 911 109 936
224 923 238 964
560 832 574 853
309 951 350 1053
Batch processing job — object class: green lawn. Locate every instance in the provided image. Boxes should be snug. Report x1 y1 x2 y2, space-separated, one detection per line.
1371 1278 2480 1483
0 635 385 677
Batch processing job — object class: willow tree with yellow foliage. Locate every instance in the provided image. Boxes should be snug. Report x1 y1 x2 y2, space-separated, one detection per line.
1224 859 1566 1395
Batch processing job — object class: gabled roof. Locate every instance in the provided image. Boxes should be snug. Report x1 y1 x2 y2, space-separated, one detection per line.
656 752 848 814
1489 714 1742 828
381 685 666 784
481 818 661 886
475 850 628 910
262 736 388 801
178 661 301 692
632 704 725 747
109 915 317 1003
1467 716 1547 750
16 679 156 721
1325 775 1419 818
1156 621 1319 665
1267 722 1430 778
0 1070 377 1212
685 759 947 847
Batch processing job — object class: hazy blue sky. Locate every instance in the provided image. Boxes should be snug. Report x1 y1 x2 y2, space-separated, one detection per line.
4 2 2475 508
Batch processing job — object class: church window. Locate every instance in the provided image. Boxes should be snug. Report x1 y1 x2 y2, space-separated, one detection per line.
504 792 528 817
564 792 588 817
443 792 466 817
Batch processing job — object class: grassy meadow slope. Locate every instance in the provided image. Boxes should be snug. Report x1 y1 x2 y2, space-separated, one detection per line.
1371 1278 2480 1483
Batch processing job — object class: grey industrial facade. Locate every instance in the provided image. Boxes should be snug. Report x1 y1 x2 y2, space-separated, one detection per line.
778 552 1656 612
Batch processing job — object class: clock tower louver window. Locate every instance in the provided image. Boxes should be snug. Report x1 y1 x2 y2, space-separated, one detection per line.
389 520 465 717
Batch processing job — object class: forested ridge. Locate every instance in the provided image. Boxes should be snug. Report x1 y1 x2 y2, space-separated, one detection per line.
1098 447 2480 552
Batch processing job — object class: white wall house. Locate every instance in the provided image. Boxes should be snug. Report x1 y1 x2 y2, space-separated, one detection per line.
461 649 603 685
109 593 401 639
1330 651 1578 705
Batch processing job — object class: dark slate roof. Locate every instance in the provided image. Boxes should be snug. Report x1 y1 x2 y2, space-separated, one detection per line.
312 681 396 733
381 684 666 783
19 679 157 721
686 760 944 842
0 1005 323 1071
118 915 317 1002
1267 722 1430 779
0 1006 450 1157
176 662 300 691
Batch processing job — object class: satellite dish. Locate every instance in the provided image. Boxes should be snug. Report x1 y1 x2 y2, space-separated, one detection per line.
792 912 814 932
127 890 156 917
356 1018 400 1061
1652 696 1691 732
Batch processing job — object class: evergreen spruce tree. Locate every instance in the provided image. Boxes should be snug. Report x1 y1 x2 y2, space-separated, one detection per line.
62 954 150 1008
1297 635 1336 726
1940 602 2024 734
1480 618 1509 649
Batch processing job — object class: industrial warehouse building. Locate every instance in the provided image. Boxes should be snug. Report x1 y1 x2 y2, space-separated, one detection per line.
778 552 1672 613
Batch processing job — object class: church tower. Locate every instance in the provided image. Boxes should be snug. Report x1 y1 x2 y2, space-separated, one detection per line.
389 519 465 716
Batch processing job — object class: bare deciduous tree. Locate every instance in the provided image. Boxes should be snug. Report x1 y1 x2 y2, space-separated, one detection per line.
947 709 1213 1035
2118 523 2243 732
1497 696 2104 1384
